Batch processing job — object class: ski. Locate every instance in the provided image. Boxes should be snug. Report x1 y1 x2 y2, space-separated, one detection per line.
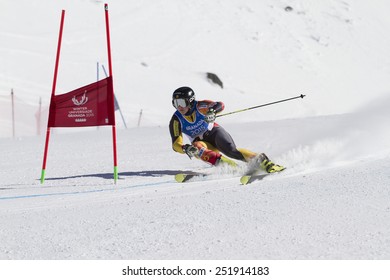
240 173 270 185
240 155 286 185
240 167 286 185
175 167 285 185
174 173 207 183
175 172 271 184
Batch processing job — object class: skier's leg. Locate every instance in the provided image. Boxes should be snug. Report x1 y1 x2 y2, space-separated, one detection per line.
205 126 248 162
204 126 284 171
192 141 236 166
237 148 258 161
192 141 221 165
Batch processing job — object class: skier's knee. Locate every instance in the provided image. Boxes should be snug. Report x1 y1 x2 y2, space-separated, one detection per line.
223 146 246 161
192 141 221 165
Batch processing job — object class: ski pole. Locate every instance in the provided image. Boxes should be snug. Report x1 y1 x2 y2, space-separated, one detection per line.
216 94 306 118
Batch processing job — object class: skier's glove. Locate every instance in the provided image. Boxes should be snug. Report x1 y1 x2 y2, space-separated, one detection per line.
205 108 216 123
182 144 199 159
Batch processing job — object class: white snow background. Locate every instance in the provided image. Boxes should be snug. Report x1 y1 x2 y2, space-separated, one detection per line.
1 0 390 261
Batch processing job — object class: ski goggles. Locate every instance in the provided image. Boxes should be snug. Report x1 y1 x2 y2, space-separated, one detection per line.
172 98 188 108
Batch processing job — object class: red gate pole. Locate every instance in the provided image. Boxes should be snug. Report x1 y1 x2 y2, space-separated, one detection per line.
104 3 118 184
40 10 65 184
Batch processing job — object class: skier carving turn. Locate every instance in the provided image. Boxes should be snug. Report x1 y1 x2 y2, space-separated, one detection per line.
168 86 285 176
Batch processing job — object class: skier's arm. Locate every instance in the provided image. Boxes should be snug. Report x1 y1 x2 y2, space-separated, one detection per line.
169 115 185 154
197 100 225 114
210 101 224 113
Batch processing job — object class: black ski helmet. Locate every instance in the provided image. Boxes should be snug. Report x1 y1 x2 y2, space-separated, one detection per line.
172 86 196 108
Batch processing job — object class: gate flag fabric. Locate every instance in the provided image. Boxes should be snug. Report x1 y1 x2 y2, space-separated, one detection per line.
48 76 115 127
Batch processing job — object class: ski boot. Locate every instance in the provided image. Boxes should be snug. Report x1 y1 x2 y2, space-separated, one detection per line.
257 153 285 173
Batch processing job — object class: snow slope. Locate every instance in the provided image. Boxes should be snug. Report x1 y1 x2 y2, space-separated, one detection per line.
1 0 390 260
1 106 390 259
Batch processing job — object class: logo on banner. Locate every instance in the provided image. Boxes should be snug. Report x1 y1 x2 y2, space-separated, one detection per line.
72 91 88 106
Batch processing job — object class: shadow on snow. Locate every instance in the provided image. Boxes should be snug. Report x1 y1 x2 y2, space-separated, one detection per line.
41 169 201 181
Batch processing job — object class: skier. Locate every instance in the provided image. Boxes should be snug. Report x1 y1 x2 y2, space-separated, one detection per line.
169 86 285 173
